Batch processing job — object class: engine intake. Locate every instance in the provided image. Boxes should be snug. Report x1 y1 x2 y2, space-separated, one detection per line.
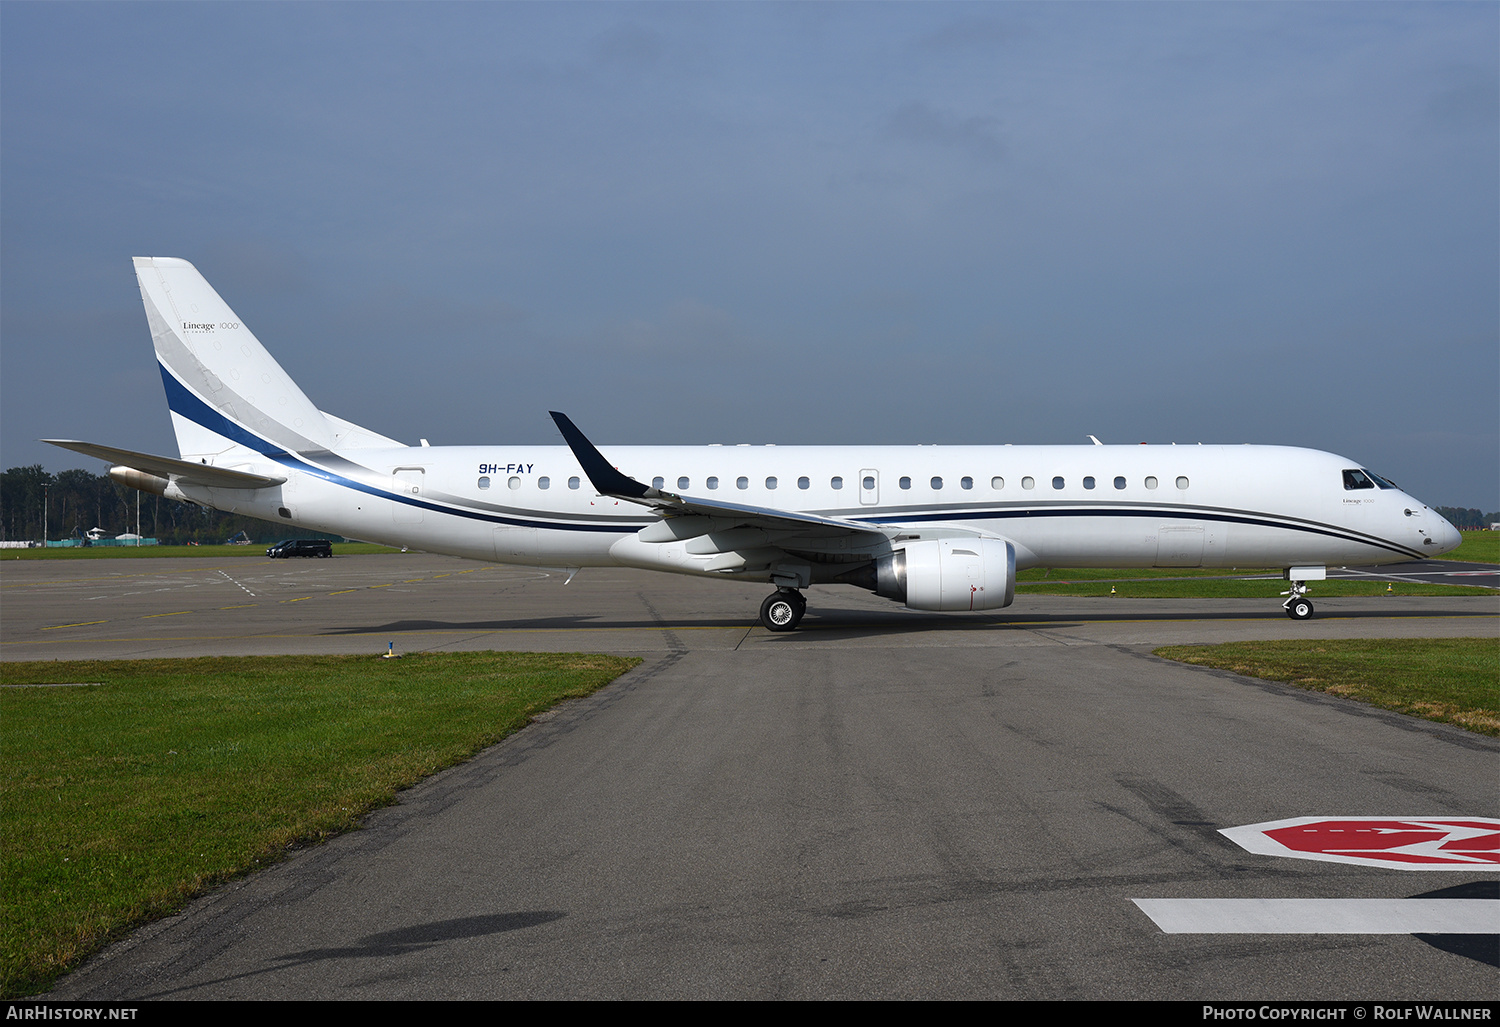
874 538 1015 611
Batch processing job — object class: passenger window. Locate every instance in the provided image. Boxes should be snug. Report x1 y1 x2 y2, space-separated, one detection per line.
478 476 491 490
677 476 690 490
1083 476 1095 490
568 476 580 490
862 475 874 490
538 477 550 490
991 476 1004 490
707 476 719 490
508 476 522 490
798 476 810 489
766 476 777 489
652 476 664 489
1145 476 1158 489
737 477 749 490
961 476 973 490
1052 476 1065 489
900 476 912 490
1342 469 1375 490
831 476 844 490
1176 476 1189 490
931 476 943 490
1022 477 1035 490
1114 476 1126 490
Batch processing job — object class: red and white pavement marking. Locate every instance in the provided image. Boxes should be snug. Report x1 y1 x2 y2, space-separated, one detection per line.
1220 817 1500 870
1134 818 1499 934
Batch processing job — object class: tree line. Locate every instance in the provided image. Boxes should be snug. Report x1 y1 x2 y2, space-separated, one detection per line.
1434 507 1500 530
0 465 335 545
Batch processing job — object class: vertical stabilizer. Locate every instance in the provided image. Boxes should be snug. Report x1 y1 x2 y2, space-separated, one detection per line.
134 257 336 458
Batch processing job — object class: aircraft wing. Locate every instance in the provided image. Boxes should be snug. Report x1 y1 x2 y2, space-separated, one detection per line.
42 440 287 490
550 412 885 543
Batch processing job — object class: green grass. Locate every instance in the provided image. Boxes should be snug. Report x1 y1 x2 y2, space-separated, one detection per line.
1439 530 1500 564
1017 565 1284 581
1154 638 1498 736
0 651 640 997
1017 577 1484 598
3 542 405 560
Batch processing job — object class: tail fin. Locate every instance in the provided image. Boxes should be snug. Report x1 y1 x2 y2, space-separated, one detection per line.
134 257 337 459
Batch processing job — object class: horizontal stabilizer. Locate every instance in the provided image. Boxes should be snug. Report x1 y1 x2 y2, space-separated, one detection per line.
42 440 287 489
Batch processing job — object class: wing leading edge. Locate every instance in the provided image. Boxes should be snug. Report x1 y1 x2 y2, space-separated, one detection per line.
548 411 886 543
42 440 287 490
548 412 1018 619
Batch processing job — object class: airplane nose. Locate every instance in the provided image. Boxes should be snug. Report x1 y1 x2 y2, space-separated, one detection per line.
1434 513 1462 555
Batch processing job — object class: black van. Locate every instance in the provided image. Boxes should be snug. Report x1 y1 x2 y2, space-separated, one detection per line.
266 539 333 559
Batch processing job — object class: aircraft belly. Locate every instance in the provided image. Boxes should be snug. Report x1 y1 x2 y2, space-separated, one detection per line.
493 526 537 564
496 524 623 566
1000 516 1159 568
607 534 772 579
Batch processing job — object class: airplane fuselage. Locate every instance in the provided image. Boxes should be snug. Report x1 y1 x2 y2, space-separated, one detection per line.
51 256 1460 630
173 441 1448 579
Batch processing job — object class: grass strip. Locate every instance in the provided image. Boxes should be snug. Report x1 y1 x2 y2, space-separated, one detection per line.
1154 638 1498 737
2 543 405 560
1017 578 1484 598
1438 530 1500 564
1018 566 1286 580
0 651 640 997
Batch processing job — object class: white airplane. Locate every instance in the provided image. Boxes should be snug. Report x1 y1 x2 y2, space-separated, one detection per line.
46 257 1461 631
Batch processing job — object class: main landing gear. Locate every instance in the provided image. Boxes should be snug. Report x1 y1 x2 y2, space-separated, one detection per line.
760 588 806 632
1282 580 1314 621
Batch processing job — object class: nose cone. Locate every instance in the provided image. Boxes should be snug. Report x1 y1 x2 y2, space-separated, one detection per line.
1432 512 1462 556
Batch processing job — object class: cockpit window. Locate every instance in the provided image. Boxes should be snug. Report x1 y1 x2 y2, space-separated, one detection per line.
1365 469 1398 490
1342 469 1375 490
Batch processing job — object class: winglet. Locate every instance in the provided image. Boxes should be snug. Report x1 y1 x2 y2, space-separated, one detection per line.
549 412 651 501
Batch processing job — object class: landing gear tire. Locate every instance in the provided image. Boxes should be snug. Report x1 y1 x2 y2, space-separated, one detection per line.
1286 597 1314 621
760 590 805 632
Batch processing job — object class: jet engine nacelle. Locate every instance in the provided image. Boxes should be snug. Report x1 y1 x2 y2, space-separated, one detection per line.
108 465 190 503
875 538 1016 611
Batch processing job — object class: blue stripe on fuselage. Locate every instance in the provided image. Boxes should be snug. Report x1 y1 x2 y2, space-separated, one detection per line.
158 361 627 533
157 361 1421 556
855 506 1422 560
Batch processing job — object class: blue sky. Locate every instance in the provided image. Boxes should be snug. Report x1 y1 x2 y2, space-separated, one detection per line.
3 2 1496 508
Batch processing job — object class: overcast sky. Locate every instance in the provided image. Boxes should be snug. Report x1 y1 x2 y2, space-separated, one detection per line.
3 2 1495 508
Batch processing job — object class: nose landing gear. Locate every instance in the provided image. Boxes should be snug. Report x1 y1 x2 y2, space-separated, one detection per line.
760 588 806 632
1282 580 1315 620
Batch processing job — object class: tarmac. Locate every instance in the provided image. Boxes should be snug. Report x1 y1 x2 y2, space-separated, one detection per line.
4 555 1496 999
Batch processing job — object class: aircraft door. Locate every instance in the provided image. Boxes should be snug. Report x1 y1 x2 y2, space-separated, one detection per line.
494 525 537 564
392 467 424 523
859 469 879 505
1156 524 1204 567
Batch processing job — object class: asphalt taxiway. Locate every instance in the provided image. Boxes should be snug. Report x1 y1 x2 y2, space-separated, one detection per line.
5 555 1496 999
4 554 1495 659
